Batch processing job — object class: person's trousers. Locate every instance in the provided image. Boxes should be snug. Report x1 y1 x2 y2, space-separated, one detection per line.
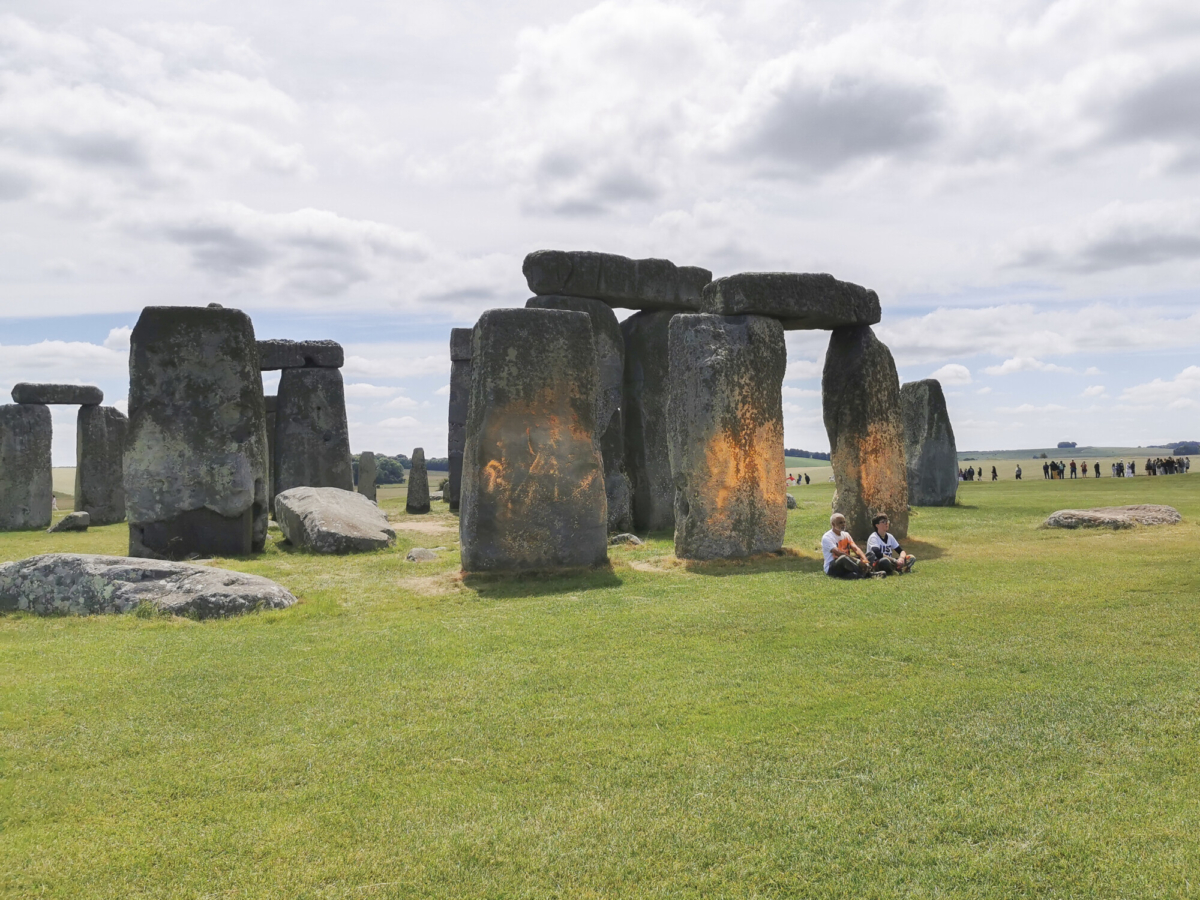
827 556 865 578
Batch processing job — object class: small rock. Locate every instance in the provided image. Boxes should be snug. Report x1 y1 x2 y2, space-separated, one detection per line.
406 547 438 562
48 511 90 533
1044 505 1181 529
608 533 644 546
429 491 444 502
786 494 797 510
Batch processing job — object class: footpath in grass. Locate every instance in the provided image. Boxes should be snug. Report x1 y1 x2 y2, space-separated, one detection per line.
2 476 1199 898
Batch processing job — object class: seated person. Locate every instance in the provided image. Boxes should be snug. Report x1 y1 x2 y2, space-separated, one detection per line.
866 514 915 575
822 513 869 578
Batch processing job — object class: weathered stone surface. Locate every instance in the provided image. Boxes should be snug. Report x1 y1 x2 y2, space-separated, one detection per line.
823 325 909 543
667 314 787 560
447 327 473 512
257 339 344 370
48 511 89 532
523 250 711 312
786 493 797 510
274 367 353 497
125 306 269 560
274 486 396 553
406 447 430 514
75 405 127 525
406 547 438 562
608 532 644 546
900 379 958 507
622 311 676 532
358 451 377 502
460 308 608 572
0 553 297 617
701 273 881 330
1044 505 1181 529
265 394 277 516
11 383 103 405
527 295 632 532
0 403 53 531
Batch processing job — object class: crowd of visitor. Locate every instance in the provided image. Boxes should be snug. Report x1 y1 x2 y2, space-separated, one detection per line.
955 457 1191 481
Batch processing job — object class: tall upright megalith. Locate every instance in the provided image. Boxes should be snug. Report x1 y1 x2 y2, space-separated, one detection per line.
264 395 277 514
358 450 377 502
447 328 473 512
0 404 52 530
621 311 676 532
75 405 127 525
125 306 269 559
274 368 353 496
667 314 787 560
822 325 909 543
526 295 632 532
406 447 430 514
900 379 958 507
459 308 608 572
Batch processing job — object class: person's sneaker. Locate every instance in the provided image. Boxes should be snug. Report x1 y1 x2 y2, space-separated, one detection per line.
870 571 888 579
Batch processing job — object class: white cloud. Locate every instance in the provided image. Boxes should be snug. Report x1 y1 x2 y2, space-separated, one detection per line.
102 326 131 351
782 385 820 398
996 403 1069 414
343 382 400 398
1119 365 1200 410
1081 384 1106 397
930 363 972 384
984 357 1075 376
433 384 450 396
975 387 992 394
1085 366 1103 375
383 395 419 410
784 358 823 381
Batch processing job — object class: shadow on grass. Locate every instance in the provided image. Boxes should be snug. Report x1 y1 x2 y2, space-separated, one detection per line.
901 539 947 561
462 564 623 599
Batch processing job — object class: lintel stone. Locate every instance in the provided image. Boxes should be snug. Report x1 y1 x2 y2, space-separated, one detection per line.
12 383 103 405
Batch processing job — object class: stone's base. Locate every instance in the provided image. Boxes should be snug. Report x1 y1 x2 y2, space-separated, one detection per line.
0 403 53 531
0 553 297 617
130 507 254 560
667 314 788 560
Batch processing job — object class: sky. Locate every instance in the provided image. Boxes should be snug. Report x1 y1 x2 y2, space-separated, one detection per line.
1 0 1198 464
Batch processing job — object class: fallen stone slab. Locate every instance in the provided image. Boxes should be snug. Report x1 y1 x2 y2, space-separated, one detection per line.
0 553 297 617
900 379 958 507
1044 505 1182 529
668 314 788 560
11 383 103 405
406 547 438 562
48 511 89 533
257 339 344 370
0 403 53 531
523 250 711 312
608 532 644 546
275 486 396 553
701 273 881 330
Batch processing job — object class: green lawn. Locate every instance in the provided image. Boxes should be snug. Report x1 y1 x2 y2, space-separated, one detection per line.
2 477 1199 898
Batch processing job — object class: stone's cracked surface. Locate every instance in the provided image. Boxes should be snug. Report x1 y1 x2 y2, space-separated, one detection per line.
75 405 127 525
701 273 881 330
900 379 958 507
523 250 711 312
406 447 430 514
0 403 52 531
358 451 377 502
526 295 632 533
257 339 344 370
11 383 104 405
0 553 297 617
125 306 269 559
460 308 608 572
48 511 90 532
667 314 787 560
275 486 396 553
1044 505 1181 529
621 310 677 532
447 328 473 512
823 325 909 543
274 367 353 497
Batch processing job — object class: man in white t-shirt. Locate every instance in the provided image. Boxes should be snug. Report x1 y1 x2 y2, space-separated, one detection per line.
821 513 868 578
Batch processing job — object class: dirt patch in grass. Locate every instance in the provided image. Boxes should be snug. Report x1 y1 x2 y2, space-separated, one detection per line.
395 573 460 596
388 518 458 535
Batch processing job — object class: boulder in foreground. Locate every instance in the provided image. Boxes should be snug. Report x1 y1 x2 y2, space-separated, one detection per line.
701 273 881 330
1044 505 1181 529
0 553 297 617
275 486 396 553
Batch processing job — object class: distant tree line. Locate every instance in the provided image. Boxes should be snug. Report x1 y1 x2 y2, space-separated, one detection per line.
785 448 831 461
352 453 453 485
1057 441 1077 448
1170 440 1200 455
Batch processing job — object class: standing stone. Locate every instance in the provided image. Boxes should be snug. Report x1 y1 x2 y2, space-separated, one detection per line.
900 379 958 507
125 306 269 559
75 405 127 525
264 395 277 516
622 311 677 532
406 448 430 514
667 315 787 560
460 308 608 572
358 451 377 502
274 368 353 497
527 295 632 532
447 327 473 512
822 325 909 543
0 404 52 531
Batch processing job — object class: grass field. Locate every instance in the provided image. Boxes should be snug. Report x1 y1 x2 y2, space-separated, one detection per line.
3 475 1199 897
